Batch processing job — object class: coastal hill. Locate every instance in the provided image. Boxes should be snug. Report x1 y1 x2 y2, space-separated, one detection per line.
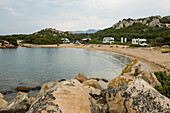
112 15 170 29
0 15 170 46
92 16 170 46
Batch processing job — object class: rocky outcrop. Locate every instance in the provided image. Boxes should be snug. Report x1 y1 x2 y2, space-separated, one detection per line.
106 59 169 113
119 59 161 87
107 77 170 113
0 44 17 49
112 16 170 29
83 79 102 89
0 92 31 113
27 79 103 113
74 72 88 83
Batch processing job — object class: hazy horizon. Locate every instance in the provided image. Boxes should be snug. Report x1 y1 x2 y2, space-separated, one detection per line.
0 0 170 35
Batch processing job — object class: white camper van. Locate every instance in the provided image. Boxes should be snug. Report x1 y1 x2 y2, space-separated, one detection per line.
102 37 114 44
132 38 147 46
61 38 70 44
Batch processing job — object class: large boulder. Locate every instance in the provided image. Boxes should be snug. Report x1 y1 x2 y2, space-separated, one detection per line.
106 76 170 113
0 92 31 113
27 79 103 113
74 72 88 83
0 93 8 109
120 59 161 87
83 79 102 89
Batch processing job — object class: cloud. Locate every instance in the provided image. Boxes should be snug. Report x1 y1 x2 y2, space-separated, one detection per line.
0 0 170 35
1 7 20 16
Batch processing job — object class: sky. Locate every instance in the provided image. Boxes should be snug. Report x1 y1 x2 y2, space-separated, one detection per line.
0 0 170 35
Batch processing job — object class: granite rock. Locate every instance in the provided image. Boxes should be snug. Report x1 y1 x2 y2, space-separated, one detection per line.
83 79 102 89
74 72 88 83
27 79 103 113
0 93 31 113
107 76 170 113
120 59 161 87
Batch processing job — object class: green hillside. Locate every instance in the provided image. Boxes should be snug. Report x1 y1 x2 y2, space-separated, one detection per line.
89 23 170 46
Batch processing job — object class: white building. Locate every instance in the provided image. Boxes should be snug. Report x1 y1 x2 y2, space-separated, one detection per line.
102 37 114 44
132 38 147 46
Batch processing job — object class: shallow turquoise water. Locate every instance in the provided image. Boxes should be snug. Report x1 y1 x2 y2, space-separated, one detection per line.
0 47 133 101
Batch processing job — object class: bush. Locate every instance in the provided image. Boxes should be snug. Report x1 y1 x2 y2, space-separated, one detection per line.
161 49 170 53
154 71 170 98
87 39 102 44
0 40 4 46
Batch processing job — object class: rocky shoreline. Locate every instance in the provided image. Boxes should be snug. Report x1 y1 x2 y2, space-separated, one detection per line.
0 59 169 113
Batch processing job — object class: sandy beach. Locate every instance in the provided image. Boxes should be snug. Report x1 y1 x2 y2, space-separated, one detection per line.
20 43 170 74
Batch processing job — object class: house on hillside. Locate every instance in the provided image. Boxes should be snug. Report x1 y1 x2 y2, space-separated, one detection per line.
82 37 91 44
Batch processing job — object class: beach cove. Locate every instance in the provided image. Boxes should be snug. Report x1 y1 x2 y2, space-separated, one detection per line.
21 43 170 74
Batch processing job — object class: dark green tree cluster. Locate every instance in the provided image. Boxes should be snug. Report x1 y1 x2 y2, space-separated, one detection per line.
154 71 170 98
0 36 18 46
87 39 102 44
160 17 170 24
24 34 62 45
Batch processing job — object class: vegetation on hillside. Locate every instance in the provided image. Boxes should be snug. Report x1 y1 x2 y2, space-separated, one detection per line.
160 17 170 24
89 23 170 46
0 36 18 46
155 71 170 98
0 16 170 46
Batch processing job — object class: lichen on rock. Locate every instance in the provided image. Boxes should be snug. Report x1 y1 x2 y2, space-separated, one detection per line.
27 79 103 113
119 59 161 87
106 78 170 113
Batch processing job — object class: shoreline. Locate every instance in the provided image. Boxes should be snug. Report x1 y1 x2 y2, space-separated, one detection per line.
20 43 170 74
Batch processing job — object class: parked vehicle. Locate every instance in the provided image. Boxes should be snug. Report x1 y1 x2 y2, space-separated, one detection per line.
132 38 147 46
73 40 80 44
61 38 70 44
102 37 114 44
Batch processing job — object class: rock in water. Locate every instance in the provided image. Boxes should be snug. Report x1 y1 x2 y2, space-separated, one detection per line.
74 72 88 83
15 86 31 92
120 59 161 87
0 92 31 113
107 76 170 113
27 79 102 113
83 79 102 89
